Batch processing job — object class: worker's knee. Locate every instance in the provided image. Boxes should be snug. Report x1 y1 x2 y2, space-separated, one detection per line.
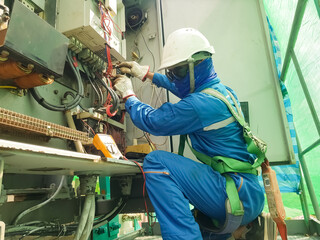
143 150 172 170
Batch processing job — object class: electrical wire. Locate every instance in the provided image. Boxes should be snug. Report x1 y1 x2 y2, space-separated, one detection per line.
98 2 116 77
122 156 157 227
126 17 156 72
83 66 103 110
96 76 119 113
139 31 156 73
14 176 66 225
30 51 84 111
0 86 17 89
81 119 96 136
63 91 89 112
18 226 47 240
79 199 95 240
143 132 157 151
93 197 127 229
74 194 94 240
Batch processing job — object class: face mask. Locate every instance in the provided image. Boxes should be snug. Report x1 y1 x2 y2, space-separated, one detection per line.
167 58 218 99
171 70 191 99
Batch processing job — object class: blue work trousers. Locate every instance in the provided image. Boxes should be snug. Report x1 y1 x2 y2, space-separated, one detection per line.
143 150 265 240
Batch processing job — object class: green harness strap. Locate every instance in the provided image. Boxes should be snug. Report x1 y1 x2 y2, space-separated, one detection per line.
178 88 267 219
178 134 246 217
200 88 267 169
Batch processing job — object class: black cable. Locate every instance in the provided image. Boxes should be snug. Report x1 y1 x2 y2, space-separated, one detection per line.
63 91 89 112
93 197 128 228
96 77 119 112
83 66 103 110
94 79 104 109
30 50 84 111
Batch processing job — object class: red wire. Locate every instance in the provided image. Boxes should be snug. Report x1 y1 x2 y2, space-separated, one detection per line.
99 2 113 77
123 156 154 226
81 119 95 135
105 9 124 38
120 111 125 124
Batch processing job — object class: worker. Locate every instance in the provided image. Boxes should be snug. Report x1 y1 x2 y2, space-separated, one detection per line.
114 28 265 240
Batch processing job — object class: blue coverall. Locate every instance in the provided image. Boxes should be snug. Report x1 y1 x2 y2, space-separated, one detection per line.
125 59 265 240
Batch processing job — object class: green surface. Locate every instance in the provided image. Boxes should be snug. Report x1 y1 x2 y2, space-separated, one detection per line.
263 0 320 219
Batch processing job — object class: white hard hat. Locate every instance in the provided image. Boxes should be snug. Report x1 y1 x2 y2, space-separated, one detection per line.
158 28 215 70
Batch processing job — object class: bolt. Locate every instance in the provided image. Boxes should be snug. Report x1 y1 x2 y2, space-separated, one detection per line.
1 50 9 57
27 64 34 70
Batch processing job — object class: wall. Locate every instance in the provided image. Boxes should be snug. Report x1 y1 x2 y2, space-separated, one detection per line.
160 0 295 164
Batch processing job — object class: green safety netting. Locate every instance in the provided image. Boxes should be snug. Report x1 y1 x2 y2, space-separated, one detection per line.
263 0 320 218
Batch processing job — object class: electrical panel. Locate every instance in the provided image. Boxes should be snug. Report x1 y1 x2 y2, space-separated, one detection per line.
0 0 166 238
56 0 126 61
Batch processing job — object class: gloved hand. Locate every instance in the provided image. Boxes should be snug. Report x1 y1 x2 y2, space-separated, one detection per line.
113 75 136 99
118 61 150 81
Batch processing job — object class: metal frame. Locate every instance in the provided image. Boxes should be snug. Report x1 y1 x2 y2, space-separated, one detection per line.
278 0 320 226
0 139 139 176
314 0 320 18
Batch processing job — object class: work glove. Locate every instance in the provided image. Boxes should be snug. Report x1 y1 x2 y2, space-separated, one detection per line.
118 61 149 81
113 75 136 99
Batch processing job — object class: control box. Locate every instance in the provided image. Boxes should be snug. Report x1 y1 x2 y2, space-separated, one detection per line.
56 0 126 61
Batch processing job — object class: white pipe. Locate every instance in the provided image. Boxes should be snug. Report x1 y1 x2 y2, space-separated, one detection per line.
74 194 94 240
14 175 66 225
79 196 95 240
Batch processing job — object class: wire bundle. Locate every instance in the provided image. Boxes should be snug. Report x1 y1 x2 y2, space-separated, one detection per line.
98 1 113 77
30 50 84 111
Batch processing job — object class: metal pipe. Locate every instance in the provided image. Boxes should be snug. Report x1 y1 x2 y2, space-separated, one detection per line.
297 135 320 220
291 50 320 136
299 165 310 231
65 110 85 153
301 138 320 156
314 0 320 18
280 0 308 82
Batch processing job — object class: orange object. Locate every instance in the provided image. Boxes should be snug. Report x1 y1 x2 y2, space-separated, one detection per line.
262 159 287 240
14 73 54 89
0 61 32 79
93 134 123 159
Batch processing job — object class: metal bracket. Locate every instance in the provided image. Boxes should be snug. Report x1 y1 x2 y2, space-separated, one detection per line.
119 176 133 196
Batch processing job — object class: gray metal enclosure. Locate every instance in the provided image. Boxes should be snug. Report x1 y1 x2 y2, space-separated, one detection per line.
160 0 295 165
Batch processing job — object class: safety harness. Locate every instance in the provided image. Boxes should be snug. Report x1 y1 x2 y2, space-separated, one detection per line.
178 88 268 234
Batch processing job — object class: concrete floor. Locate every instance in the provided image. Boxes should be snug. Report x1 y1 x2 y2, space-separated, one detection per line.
277 235 320 240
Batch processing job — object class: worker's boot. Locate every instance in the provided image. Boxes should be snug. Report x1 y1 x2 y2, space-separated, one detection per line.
232 213 277 240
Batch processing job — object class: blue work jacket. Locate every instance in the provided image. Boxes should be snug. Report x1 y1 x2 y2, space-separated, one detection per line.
125 59 255 163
